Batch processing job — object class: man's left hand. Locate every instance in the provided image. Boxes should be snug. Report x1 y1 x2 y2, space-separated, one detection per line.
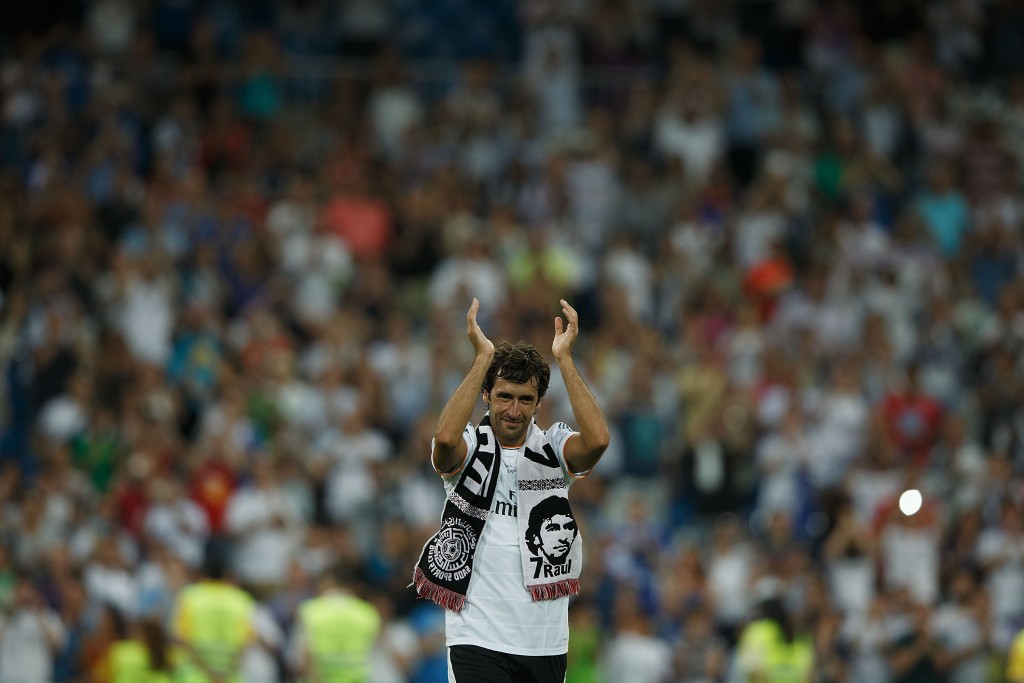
552 299 579 362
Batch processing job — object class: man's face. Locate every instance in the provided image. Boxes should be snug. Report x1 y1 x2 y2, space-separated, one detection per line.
536 513 577 563
484 377 539 447
12 580 38 609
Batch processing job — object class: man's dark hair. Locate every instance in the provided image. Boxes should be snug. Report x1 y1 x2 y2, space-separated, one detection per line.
202 541 230 580
319 562 370 599
759 596 795 643
140 617 171 672
526 495 576 555
107 603 129 640
483 340 550 399
326 561 360 588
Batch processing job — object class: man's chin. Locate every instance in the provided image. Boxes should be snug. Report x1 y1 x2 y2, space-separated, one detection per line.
495 425 527 444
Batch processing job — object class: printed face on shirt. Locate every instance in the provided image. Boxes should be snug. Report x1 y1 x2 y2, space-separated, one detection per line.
533 514 577 564
483 377 540 447
527 495 579 566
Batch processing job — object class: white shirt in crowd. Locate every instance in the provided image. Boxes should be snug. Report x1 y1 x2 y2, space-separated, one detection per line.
931 601 989 683
601 627 673 683
241 603 284 683
225 483 303 588
322 419 393 525
116 270 175 366
976 526 1024 624
707 539 754 630
143 493 210 569
881 522 940 605
0 608 66 683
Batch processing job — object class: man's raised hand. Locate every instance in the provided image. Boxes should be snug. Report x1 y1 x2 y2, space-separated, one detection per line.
467 298 495 358
552 299 579 362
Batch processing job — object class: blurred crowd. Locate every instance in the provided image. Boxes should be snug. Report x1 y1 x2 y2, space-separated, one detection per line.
2 0 1024 681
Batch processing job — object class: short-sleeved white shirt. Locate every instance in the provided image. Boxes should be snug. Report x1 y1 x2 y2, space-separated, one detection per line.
0 608 66 683
436 421 579 656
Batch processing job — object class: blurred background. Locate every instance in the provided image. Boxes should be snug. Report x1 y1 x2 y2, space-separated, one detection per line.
1 0 1024 681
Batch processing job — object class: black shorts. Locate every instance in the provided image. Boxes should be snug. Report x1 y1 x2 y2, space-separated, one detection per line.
448 644 567 683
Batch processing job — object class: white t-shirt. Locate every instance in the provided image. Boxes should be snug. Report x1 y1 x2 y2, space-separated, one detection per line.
438 421 578 656
881 524 940 605
931 603 988 683
241 604 283 683
0 609 66 683
601 632 673 683
976 528 1024 621
224 487 303 588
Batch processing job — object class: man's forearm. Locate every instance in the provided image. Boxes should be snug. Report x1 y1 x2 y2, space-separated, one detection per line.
558 357 610 473
39 617 62 651
434 352 492 469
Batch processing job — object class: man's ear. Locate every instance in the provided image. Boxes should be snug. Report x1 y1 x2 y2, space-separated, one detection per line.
533 399 542 415
482 390 490 408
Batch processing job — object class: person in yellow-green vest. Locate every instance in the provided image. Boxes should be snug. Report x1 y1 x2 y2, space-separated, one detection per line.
1008 626 1024 683
287 563 382 683
106 613 173 683
735 596 814 683
170 547 258 683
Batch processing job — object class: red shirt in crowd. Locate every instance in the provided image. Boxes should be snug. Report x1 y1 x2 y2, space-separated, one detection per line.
189 457 237 535
319 194 393 260
879 380 943 467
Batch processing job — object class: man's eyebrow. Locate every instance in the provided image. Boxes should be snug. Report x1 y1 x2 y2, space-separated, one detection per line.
496 390 535 400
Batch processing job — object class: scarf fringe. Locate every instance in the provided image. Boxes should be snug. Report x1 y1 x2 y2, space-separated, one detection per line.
413 566 467 612
528 578 581 602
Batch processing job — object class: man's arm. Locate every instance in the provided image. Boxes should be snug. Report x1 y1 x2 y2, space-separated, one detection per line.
35 609 65 653
432 298 494 475
552 299 610 475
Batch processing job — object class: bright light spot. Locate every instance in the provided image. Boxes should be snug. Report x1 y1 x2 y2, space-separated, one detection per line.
899 489 923 516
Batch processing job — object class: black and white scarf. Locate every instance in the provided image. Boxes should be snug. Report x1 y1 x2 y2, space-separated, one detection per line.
413 415 582 612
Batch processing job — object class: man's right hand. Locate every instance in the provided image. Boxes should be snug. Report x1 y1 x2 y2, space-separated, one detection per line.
432 298 492 473
467 298 495 358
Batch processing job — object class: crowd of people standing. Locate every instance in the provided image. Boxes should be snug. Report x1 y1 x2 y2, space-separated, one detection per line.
2 0 1024 681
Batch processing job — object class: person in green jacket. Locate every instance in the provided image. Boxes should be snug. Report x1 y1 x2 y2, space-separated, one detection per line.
107 614 173 683
288 563 382 683
170 547 258 683
735 596 814 683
